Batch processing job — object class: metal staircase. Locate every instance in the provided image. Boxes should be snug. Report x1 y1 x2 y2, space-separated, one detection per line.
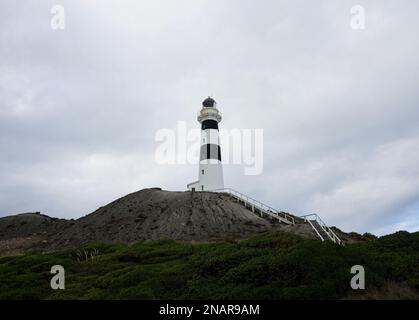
300 213 342 245
210 188 295 225
209 188 343 245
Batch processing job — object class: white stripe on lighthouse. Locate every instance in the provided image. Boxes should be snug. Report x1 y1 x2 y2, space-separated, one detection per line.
202 129 220 145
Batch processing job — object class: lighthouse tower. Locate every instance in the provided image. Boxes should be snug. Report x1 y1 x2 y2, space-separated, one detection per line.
187 97 224 191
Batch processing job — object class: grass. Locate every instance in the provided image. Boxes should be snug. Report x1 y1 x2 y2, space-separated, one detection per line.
0 231 418 299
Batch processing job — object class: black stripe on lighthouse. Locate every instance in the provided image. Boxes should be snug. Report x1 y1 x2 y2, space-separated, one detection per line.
201 119 219 130
200 144 221 161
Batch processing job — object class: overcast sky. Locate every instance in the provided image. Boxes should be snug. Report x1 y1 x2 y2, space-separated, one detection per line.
1 0 418 235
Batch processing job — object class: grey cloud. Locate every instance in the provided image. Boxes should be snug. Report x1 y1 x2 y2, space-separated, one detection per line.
1 0 418 235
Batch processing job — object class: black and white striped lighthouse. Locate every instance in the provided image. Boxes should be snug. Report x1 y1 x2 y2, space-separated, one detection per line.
187 97 224 191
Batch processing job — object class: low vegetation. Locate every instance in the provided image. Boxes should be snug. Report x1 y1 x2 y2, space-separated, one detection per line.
0 231 418 299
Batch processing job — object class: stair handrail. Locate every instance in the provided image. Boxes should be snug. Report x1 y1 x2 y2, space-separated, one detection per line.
209 188 295 225
306 219 325 241
208 189 343 245
300 213 342 245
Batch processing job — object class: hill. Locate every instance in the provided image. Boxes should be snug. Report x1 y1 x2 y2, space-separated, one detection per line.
0 188 417 300
0 188 324 256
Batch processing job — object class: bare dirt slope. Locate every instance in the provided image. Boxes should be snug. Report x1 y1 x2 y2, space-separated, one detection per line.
48 188 316 248
0 188 327 255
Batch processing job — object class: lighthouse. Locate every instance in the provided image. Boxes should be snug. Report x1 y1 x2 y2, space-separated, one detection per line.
187 97 224 191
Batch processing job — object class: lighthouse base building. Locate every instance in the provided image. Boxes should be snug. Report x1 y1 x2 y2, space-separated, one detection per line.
187 97 224 192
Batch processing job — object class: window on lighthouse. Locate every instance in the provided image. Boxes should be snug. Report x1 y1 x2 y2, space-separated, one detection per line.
202 170 204 175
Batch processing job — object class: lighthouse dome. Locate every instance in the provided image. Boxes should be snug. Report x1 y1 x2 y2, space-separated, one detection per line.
202 96 216 108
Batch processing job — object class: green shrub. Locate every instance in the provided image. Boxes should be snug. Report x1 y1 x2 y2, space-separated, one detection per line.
0 230 418 299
